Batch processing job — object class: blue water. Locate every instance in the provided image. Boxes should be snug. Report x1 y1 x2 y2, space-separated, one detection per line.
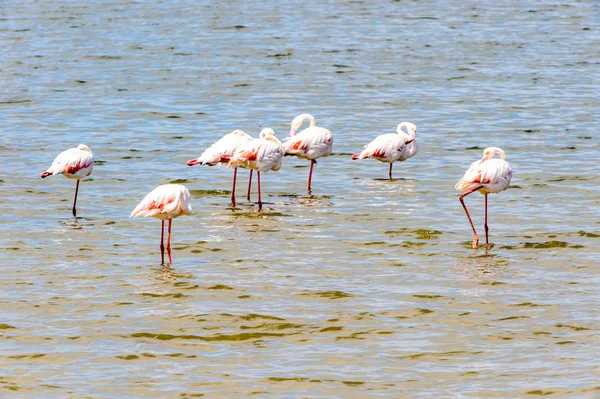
1 1 599 398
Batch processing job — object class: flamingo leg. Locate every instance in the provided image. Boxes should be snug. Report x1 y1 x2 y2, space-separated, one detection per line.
458 186 483 249
389 163 393 180
484 194 489 245
308 159 315 194
72 180 80 217
257 171 262 211
247 170 253 202
231 167 237 207
166 219 173 264
160 220 165 265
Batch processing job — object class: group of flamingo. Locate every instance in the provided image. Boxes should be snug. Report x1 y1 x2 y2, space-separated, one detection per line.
41 113 512 264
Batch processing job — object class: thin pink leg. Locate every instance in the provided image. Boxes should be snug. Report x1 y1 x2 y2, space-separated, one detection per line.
247 170 253 202
458 186 483 249
257 171 262 211
166 219 173 264
389 163 393 180
72 180 80 217
484 194 489 245
231 168 237 207
308 159 315 194
160 220 165 265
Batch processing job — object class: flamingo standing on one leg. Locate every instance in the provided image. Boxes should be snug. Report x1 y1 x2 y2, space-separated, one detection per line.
130 184 192 265
455 147 512 249
283 114 333 194
351 122 418 179
187 130 254 207
227 128 284 211
40 144 94 217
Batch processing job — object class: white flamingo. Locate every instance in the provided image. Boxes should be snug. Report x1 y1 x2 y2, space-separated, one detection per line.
228 128 284 211
187 130 254 206
283 114 333 193
352 122 418 179
40 144 94 217
455 147 512 249
130 184 192 265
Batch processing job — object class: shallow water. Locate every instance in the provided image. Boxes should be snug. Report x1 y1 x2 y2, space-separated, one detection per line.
1 0 599 398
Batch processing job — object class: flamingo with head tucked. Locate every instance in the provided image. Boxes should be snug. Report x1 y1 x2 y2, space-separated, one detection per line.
187 130 254 207
352 122 418 179
455 147 512 249
130 184 192 265
283 114 333 194
228 128 284 211
40 144 94 217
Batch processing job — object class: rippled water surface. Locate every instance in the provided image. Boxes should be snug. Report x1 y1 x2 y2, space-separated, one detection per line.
2 0 599 397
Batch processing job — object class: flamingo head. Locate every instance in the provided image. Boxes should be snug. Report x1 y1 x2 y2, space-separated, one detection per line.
77 144 92 152
187 158 200 166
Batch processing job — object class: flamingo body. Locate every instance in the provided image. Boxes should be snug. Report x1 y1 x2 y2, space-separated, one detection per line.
40 144 94 216
130 184 192 220
41 144 94 179
283 114 332 193
187 130 253 167
352 122 418 179
228 128 284 173
455 157 512 195
228 128 284 210
130 184 192 265
455 147 512 249
186 130 255 206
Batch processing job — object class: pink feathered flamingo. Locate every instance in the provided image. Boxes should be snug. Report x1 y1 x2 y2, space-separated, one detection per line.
455 147 512 248
130 184 192 265
40 144 94 217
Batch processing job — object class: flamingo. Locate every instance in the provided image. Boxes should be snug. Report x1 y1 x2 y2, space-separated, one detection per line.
283 114 333 193
187 130 254 206
40 144 94 217
455 147 512 249
130 184 192 265
227 128 284 211
351 122 418 179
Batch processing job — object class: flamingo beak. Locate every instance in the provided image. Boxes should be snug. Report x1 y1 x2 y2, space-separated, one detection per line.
187 159 200 166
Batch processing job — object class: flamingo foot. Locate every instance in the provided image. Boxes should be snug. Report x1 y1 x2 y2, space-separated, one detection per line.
472 235 479 249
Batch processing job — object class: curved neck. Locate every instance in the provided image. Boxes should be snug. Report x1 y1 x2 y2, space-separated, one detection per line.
484 148 506 161
300 114 316 127
397 122 416 142
406 139 418 158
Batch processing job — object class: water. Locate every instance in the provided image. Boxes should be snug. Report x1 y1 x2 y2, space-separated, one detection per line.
1 0 599 397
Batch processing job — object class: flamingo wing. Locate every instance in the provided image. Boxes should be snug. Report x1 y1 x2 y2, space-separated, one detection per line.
356 133 405 162
257 140 285 171
284 127 332 160
196 131 253 166
228 140 261 169
477 159 512 191
130 184 192 219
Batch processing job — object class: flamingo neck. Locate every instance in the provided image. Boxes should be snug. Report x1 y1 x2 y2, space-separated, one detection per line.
291 114 316 135
483 147 506 161
406 138 418 158
397 122 416 142
299 114 316 127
